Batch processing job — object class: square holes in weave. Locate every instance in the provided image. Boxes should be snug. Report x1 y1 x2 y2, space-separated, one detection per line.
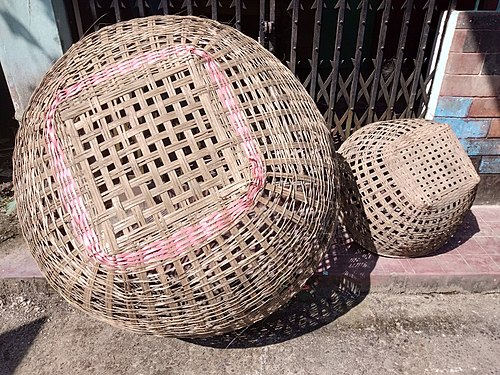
57 55 251 255
387 123 478 208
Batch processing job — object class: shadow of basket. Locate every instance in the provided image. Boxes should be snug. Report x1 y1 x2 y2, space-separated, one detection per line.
183 152 377 348
429 209 480 256
335 151 377 253
183 222 377 348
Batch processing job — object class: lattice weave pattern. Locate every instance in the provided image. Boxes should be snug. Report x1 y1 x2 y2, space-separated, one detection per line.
337 119 479 258
14 16 337 336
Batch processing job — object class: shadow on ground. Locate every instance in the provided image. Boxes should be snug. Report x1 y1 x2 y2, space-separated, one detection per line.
0 317 47 375
184 225 377 348
430 209 480 256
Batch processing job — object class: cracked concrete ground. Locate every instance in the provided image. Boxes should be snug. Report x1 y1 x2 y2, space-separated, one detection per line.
1 291 499 375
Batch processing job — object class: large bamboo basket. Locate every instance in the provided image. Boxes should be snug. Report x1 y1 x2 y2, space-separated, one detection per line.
14 16 338 337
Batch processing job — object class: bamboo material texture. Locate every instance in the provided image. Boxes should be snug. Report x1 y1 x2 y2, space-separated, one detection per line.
337 119 479 258
14 16 338 336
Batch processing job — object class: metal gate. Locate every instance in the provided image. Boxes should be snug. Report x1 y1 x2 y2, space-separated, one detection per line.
62 0 494 145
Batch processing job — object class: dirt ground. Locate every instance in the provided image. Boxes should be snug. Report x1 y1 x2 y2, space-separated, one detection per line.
1 291 499 375
0 182 19 244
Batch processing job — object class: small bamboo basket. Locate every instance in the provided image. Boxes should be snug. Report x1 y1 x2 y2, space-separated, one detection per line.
337 119 479 258
14 16 338 336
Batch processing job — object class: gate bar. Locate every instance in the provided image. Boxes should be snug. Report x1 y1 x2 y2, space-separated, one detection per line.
137 0 145 17
71 0 84 38
327 0 346 132
345 0 369 137
288 0 300 75
269 0 276 53
89 0 99 31
211 0 218 20
405 0 436 118
159 0 170 15
386 0 413 120
367 0 392 124
185 0 193 15
309 0 324 99
235 0 242 30
259 0 266 46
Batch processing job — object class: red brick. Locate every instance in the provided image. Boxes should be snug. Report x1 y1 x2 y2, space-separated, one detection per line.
490 254 500 268
473 205 500 223
437 254 474 274
462 32 481 53
490 223 500 233
474 220 496 237
440 75 500 97
469 98 500 117
474 237 500 255
406 258 445 274
456 12 500 30
482 53 500 75
435 239 462 255
464 254 500 273
375 257 407 274
450 30 467 52
459 239 488 255
488 119 500 138
463 31 500 53
398 259 415 274
381 260 408 274
446 53 483 75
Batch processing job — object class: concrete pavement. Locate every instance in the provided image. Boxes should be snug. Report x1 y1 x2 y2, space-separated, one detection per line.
0 292 499 374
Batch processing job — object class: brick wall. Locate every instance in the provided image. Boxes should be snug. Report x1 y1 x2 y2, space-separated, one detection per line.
433 12 500 204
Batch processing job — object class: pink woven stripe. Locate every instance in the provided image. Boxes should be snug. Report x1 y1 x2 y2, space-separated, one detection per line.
45 45 265 268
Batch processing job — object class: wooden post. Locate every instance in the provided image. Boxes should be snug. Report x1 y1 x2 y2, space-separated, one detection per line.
0 0 70 120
